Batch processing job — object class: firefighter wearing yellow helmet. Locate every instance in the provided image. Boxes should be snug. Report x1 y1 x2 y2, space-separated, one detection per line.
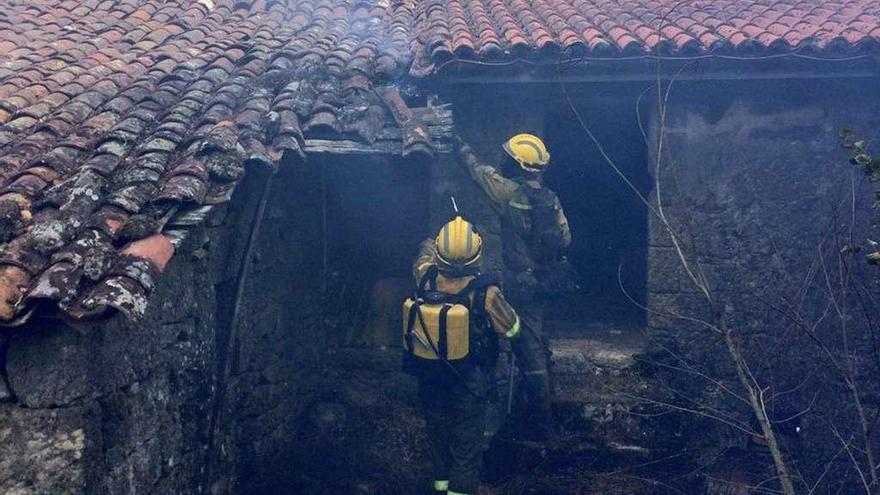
434 215 483 269
455 133 573 441
405 216 520 495
502 133 551 172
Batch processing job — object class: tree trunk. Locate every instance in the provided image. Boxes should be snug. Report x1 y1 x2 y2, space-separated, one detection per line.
721 316 797 495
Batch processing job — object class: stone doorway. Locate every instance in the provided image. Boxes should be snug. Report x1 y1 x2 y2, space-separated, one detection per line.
319 154 431 348
542 87 651 344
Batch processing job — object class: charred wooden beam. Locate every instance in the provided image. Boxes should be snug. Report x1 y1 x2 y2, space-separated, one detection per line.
304 103 455 156
304 139 452 155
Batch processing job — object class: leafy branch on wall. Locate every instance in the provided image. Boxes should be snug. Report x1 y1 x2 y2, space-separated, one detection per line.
841 129 880 264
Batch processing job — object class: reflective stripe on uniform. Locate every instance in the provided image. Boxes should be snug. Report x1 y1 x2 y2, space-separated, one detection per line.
416 261 434 278
505 316 521 339
434 480 449 491
508 200 532 210
447 491 474 495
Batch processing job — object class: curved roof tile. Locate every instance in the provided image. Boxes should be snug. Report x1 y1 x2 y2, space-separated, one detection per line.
0 0 418 323
1 0 879 323
413 0 880 68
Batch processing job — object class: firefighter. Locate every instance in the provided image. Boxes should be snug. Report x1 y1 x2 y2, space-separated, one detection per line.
405 216 520 495
455 133 572 439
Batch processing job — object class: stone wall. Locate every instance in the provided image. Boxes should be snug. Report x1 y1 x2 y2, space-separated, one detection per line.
1 224 220 495
0 162 326 494
218 164 325 494
645 76 880 488
647 76 880 348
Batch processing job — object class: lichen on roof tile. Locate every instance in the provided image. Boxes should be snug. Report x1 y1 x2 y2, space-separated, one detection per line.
0 0 876 324
0 0 424 324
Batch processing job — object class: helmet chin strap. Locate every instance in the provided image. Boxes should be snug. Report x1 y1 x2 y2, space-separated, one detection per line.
436 251 482 272
517 156 546 174
439 265 480 278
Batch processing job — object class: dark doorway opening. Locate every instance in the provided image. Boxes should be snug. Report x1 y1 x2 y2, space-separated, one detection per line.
320 155 430 347
542 85 651 338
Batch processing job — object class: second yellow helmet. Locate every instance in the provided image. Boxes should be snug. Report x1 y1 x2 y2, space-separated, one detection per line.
435 216 482 269
502 133 550 172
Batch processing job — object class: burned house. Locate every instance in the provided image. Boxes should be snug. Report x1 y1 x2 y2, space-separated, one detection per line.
1 0 879 494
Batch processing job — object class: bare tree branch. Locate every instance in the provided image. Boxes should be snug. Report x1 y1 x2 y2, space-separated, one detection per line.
831 424 872 494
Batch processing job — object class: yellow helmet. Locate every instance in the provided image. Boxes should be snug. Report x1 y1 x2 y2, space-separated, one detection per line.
502 133 550 172
435 216 482 269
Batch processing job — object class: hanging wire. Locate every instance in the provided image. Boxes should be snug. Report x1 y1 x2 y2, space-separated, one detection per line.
433 44 878 73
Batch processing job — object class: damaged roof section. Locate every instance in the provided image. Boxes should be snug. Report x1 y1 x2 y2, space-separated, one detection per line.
0 0 429 324
410 0 880 74
1 0 879 325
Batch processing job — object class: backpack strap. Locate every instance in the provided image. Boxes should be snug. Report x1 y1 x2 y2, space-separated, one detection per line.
460 273 498 297
438 305 450 359
471 287 489 326
417 265 439 295
405 301 419 351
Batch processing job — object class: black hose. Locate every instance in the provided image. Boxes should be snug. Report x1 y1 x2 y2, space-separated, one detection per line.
205 167 275 486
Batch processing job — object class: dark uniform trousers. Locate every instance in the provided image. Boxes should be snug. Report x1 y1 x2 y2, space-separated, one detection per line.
505 280 553 420
417 365 488 494
511 302 553 418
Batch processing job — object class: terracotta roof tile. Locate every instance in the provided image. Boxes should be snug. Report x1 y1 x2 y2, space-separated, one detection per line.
0 0 421 323
1 0 876 323
412 0 880 69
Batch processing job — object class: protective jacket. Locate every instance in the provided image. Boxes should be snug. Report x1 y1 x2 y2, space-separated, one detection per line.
409 239 520 347
458 144 571 272
409 239 519 495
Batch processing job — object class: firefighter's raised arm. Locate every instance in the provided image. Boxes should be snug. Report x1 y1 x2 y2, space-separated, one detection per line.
454 138 518 209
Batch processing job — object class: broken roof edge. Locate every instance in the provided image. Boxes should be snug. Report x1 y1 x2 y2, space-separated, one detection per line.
0 97 454 328
302 96 455 158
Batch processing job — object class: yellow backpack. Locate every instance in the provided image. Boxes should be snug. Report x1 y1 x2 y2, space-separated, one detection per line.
402 267 495 362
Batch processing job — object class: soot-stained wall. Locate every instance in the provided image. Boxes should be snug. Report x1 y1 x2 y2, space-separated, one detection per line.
0 162 326 495
1 224 221 495
647 76 880 345
645 76 880 487
216 163 325 494
320 154 431 348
